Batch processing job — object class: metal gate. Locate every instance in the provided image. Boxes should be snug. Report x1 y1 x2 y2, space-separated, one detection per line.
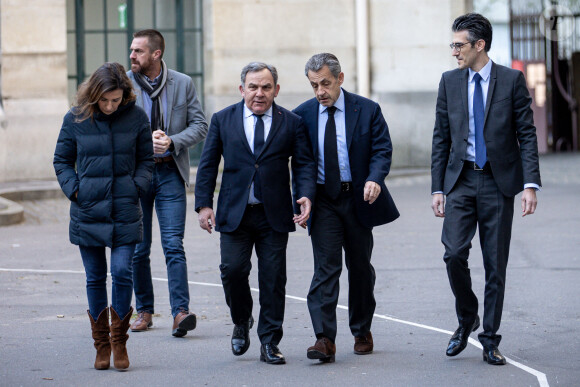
510 0 580 152
66 0 205 162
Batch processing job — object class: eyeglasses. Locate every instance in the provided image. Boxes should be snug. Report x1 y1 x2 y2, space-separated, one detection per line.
449 41 473 52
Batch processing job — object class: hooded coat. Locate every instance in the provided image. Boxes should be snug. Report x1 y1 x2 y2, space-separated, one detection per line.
54 101 154 247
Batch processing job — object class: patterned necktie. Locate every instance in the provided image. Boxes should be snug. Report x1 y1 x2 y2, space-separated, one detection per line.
473 73 487 168
253 114 265 201
324 106 340 199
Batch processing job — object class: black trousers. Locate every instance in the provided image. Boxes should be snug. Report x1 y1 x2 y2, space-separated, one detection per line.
442 167 514 348
219 205 288 345
307 185 376 343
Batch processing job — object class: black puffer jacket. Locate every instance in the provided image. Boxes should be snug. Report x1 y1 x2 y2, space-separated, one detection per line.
54 101 154 247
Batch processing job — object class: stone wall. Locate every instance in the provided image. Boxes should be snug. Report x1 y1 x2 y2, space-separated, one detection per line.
0 0 69 182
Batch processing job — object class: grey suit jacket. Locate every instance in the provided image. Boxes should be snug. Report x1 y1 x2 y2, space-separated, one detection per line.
128 69 208 186
431 61 541 197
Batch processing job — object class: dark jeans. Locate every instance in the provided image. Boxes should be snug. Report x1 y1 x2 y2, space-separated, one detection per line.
80 244 135 319
219 205 288 345
442 167 514 348
132 162 190 318
307 185 376 343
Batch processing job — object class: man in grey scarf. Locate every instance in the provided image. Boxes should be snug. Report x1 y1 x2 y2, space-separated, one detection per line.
127 29 208 337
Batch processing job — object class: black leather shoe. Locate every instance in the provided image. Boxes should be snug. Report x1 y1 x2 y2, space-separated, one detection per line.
483 346 506 365
446 315 480 356
260 343 286 364
231 316 254 356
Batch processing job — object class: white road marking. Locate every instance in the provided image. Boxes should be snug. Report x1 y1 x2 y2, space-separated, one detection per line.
0 268 549 386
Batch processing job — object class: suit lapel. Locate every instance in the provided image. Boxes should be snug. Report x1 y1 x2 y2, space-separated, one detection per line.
131 72 145 108
459 69 469 133
164 72 175 130
344 90 360 150
484 61 497 126
257 103 282 159
234 101 253 155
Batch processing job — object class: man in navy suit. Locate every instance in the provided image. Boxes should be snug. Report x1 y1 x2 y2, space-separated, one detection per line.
431 13 541 365
294 53 399 363
195 62 316 364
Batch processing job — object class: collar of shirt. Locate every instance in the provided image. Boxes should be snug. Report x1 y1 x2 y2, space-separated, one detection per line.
318 88 345 115
468 58 492 83
243 104 273 153
144 70 163 87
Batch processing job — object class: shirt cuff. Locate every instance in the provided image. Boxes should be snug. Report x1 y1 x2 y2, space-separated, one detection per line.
524 183 541 191
431 191 444 195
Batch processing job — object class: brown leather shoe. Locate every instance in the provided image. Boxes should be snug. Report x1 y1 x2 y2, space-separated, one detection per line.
307 336 336 363
354 331 373 355
172 311 197 337
130 311 153 332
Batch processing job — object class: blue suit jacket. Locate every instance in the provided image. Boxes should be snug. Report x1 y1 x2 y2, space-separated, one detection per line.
195 101 317 233
293 89 399 229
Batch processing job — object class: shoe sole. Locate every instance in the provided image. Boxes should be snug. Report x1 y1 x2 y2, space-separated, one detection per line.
260 354 286 364
172 314 197 337
130 322 153 332
307 350 335 363
483 352 506 365
354 349 373 355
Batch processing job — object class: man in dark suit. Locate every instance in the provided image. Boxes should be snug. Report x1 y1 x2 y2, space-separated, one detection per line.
294 53 399 363
431 13 541 365
195 62 317 364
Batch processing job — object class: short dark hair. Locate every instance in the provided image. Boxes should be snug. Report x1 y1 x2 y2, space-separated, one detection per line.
304 53 341 78
452 13 493 52
240 62 278 87
133 29 165 58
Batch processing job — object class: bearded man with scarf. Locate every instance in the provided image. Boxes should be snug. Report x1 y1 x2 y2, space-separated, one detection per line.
127 29 208 337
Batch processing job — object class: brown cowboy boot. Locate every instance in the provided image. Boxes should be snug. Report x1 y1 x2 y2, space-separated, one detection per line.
110 306 133 371
87 308 111 370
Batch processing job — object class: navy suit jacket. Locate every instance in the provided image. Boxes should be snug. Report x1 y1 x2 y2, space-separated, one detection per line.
431 62 541 197
293 89 399 229
195 101 317 233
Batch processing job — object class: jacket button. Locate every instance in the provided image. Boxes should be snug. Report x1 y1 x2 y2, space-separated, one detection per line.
255 164 259 169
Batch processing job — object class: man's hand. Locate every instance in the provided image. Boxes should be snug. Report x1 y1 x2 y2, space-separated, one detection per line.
521 188 538 217
198 207 216 234
432 193 445 218
293 197 312 229
363 181 381 204
153 130 172 155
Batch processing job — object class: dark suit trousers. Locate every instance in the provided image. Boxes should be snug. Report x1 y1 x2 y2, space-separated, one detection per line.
308 185 376 343
442 167 514 348
219 205 288 345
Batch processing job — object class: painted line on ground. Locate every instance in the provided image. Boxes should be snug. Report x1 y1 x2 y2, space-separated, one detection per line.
0 268 549 386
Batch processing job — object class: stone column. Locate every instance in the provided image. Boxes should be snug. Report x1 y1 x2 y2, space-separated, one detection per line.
0 0 69 182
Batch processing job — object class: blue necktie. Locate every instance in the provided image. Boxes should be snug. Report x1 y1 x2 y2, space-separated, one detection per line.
253 114 264 201
473 73 487 168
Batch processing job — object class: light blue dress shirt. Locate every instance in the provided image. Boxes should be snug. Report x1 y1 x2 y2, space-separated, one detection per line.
467 59 492 163
243 104 272 204
317 89 352 184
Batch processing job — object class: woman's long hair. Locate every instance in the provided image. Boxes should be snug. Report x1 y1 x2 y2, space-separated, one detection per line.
72 62 136 122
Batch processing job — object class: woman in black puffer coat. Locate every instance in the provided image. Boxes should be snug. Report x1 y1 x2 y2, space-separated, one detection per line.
53 62 153 371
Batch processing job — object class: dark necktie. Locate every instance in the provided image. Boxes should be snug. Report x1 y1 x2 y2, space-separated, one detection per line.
473 73 487 168
253 114 265 201
324 106 340 199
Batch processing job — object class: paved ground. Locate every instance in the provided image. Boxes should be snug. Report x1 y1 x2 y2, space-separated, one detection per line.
1 153 579 386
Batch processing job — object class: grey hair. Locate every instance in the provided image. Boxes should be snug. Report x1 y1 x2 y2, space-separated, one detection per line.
240 62 278 87
304 53 341 78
